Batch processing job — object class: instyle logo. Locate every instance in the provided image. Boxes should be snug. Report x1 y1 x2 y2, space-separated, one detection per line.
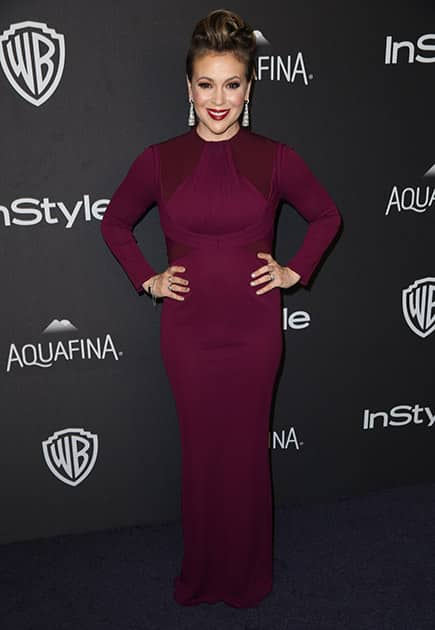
384 34 435 64
402 278 435 338
254 29 313 85
42 428 98 486
363 404 435 430
0 195 109 228
385 164 435 216
0 21 65 106
6 318 122 372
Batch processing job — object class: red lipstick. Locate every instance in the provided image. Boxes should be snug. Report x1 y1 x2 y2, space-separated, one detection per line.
207 108 230 121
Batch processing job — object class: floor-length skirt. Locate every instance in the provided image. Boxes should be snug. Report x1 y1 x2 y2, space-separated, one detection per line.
160 237 283 607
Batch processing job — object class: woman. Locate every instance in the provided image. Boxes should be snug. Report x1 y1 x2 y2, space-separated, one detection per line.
101 9 342 608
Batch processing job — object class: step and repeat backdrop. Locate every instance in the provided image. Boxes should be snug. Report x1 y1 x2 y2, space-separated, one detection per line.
0 1 433 544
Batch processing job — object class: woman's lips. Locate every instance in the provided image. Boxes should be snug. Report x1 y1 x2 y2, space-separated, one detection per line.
207 108 230 120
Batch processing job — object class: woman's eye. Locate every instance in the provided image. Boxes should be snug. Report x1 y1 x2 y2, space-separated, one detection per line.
197 82 241 89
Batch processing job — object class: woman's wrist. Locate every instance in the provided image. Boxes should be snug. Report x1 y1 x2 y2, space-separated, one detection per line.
142 275 158 294
284 266 301 284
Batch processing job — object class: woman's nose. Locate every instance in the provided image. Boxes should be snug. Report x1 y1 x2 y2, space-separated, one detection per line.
211 89 225 105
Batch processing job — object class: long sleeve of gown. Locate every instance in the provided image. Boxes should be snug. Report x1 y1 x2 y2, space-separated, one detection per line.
100 145 159 294
276 143 342 286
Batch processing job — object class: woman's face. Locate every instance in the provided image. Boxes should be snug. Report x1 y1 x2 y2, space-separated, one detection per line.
186 52 251 140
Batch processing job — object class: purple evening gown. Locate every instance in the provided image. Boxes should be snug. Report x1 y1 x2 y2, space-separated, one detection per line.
101 125 341 607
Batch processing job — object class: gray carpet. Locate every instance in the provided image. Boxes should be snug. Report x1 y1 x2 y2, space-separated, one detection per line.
1 482 434 629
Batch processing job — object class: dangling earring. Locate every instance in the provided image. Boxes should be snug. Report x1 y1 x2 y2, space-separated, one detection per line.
188 98 196 126
241 98 250 127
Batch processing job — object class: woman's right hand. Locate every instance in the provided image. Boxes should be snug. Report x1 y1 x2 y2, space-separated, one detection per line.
142 266 190 301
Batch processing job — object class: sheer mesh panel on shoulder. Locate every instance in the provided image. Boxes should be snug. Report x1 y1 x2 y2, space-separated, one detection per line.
231 135 278 201
158 135 203 204
158 131 278 204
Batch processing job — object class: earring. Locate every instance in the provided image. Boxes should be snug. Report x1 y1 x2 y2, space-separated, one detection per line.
242 99 250 127
188 98 195 126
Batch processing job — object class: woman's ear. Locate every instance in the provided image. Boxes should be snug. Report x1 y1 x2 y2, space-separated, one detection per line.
185 74 192 99
245 79 252 100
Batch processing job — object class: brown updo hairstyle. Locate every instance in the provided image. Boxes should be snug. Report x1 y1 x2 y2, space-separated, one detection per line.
185 9 257 84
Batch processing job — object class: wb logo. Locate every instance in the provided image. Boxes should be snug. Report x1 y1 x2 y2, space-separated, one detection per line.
0 20 65 106
42 428 98 486
402 277 435 338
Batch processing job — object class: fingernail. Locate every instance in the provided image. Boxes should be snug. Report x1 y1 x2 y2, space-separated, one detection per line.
251 272 255 277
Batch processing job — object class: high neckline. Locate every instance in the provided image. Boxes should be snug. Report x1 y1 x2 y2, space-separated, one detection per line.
192 125 243 144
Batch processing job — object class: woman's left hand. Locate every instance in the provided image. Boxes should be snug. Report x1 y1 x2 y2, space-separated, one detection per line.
250 252 301 294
